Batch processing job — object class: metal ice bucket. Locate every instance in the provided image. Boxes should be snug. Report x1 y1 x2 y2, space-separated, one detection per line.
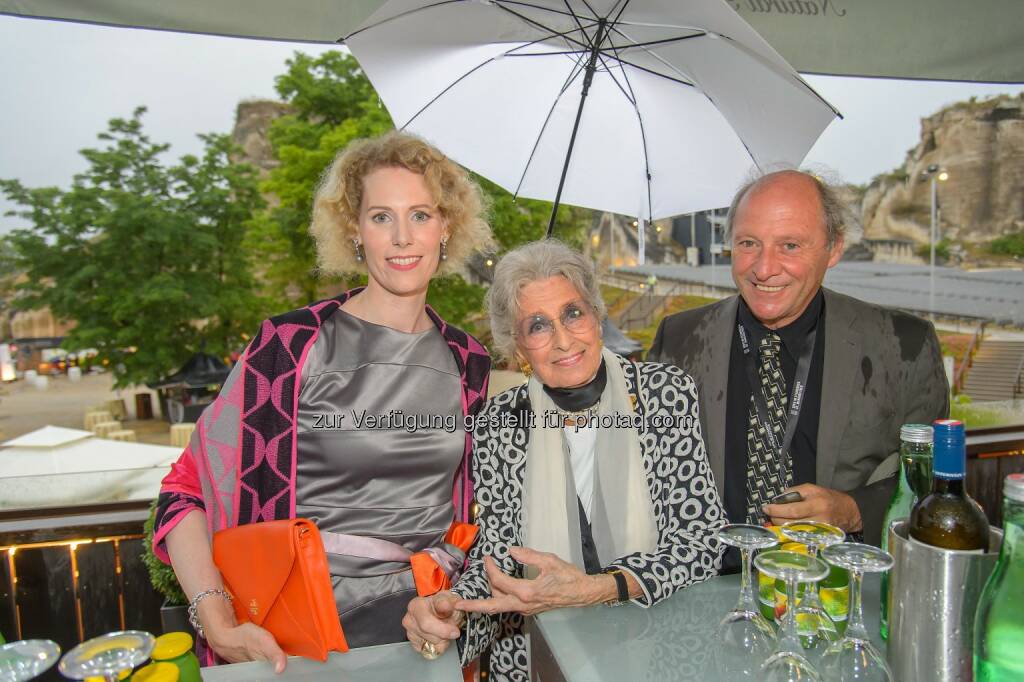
887 520 1003 682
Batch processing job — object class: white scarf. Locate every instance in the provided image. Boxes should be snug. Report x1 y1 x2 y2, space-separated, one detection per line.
522 347 659 573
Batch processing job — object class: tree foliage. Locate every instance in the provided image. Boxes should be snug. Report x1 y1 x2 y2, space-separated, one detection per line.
1 108 265 387
254 51 592 329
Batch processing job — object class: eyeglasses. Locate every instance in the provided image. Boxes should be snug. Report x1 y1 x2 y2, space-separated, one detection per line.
515 301 598 350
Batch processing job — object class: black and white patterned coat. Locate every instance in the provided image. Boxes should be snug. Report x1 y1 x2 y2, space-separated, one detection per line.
452 355 726 681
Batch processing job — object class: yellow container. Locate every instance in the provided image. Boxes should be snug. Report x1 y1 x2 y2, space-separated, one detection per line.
132 661 179 682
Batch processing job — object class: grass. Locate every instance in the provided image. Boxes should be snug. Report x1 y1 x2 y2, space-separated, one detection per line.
951 399 1024 428
623 293 718 354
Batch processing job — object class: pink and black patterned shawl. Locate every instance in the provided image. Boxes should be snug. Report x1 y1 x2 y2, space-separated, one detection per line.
153 289 491 564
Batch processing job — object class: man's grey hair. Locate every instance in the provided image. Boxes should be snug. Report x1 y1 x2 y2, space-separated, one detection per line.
723 168 857 248
487 239 607 361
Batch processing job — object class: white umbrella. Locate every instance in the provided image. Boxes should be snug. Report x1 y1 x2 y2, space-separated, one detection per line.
343 0 839 237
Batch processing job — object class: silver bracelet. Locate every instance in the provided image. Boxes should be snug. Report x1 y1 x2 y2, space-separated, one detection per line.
187 588 233 640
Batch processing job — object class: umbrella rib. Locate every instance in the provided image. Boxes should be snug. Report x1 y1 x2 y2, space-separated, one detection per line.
603 32 707 53
606 24 696 86
342 0 464 41
512 57 590 200
398 22 598 131
614 58 654 223
561 0 594 46
492 2 591 52
607 0 632 26
605 54 695 88
715 34 842 118
596 53 635 106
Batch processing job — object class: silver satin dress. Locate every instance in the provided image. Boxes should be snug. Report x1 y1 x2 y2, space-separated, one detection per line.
294 309 464 648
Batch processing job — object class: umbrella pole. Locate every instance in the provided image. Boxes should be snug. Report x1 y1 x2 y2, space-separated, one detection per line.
545 18 608 239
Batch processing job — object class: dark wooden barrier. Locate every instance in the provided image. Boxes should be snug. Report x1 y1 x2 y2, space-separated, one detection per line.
0 500 164 680
967 425 1024 528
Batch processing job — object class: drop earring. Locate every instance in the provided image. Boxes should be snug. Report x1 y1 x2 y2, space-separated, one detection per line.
353 240 364 263
440 238 449 261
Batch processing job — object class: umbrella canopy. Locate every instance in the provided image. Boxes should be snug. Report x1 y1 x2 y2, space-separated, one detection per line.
3 0 1020 83
0 426 179 509
148 352 230 390
344 0 838 230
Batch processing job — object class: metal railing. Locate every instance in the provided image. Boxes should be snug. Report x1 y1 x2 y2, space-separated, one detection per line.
617 281 685 331
954 322 986 394
1015 354 1024 400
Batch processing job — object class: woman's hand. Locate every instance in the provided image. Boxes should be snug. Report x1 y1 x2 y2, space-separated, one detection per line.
403 590 464 656
453 547 607 617
205 621 288 673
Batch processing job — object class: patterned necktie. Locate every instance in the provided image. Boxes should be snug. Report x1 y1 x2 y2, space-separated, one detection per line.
744 332 793 523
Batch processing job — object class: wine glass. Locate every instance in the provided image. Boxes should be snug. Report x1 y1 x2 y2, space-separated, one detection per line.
713 524 779 679
780 521 844 652
59 631 155 681
754 550 830 682
820 543 895 681
0 639 61 682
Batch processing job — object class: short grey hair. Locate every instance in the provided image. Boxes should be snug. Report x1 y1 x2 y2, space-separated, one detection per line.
724 168 854 248
487 239 607 361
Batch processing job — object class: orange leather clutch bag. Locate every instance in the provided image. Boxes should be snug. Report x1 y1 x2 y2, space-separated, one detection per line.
212 519 348 661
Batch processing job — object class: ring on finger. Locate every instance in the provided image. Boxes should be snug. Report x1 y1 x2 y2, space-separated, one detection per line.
420 641 440 661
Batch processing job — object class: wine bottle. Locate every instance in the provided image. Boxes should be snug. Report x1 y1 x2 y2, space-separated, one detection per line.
908 419 989 551
974 474 1024 681
881 423 933 640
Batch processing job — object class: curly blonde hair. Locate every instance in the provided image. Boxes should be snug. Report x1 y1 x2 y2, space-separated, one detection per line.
310 131 494 276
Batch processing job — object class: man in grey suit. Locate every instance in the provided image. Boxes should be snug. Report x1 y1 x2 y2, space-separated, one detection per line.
649 170 948 548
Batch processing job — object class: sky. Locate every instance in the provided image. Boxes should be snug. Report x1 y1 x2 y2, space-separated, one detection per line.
1 14 1022 233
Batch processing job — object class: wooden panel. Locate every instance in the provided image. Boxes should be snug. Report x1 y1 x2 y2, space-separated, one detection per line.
968 456 1004 527
76 542 120 639
0 554 16 641
117 538 164 635
13 546 77 651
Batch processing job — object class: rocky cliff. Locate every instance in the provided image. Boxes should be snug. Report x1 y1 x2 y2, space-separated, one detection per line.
861 94 1024 244
231 100 293 178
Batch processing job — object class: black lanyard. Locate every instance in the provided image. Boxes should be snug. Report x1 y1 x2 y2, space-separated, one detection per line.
737 323 817 487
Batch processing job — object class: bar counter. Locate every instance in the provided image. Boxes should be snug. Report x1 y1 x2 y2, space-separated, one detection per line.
201 641 460 681
531 572 884 681
199 573 882 681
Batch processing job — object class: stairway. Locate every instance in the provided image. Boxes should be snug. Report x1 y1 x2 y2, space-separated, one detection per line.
617 292 668 331
961 340 1024 402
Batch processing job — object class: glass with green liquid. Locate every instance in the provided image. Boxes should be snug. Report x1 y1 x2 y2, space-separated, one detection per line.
973 473 1024 681
880 423 933 640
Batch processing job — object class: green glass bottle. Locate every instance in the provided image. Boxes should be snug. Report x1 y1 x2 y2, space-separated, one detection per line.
973 473 1024 681
909 419 989 551
880 423 933 640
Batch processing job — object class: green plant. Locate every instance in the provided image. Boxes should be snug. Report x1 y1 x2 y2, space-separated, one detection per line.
142 499 187 606
916 239 952 263
989 231 1024 259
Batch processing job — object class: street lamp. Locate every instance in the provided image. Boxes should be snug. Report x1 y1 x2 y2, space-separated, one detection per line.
922 164 948 320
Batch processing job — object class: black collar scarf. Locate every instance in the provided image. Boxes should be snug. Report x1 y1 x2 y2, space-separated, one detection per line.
543 358 607 412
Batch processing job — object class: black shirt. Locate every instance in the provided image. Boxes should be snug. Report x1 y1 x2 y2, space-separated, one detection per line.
721 290 826 572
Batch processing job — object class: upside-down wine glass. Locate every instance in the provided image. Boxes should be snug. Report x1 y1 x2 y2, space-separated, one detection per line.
58 630 155 682
755 550 831 682
820 543 895 682
713 524 780 679
780 520 844 653
0 639 61 682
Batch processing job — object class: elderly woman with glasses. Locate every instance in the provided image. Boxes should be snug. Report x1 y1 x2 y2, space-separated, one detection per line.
402 239 725 680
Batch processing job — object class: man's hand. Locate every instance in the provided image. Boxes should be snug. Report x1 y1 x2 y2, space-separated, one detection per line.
402 591 463 657
762 483 863 532
453 547 606 617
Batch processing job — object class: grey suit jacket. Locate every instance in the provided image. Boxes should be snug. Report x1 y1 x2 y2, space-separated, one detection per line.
648 287 950 545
